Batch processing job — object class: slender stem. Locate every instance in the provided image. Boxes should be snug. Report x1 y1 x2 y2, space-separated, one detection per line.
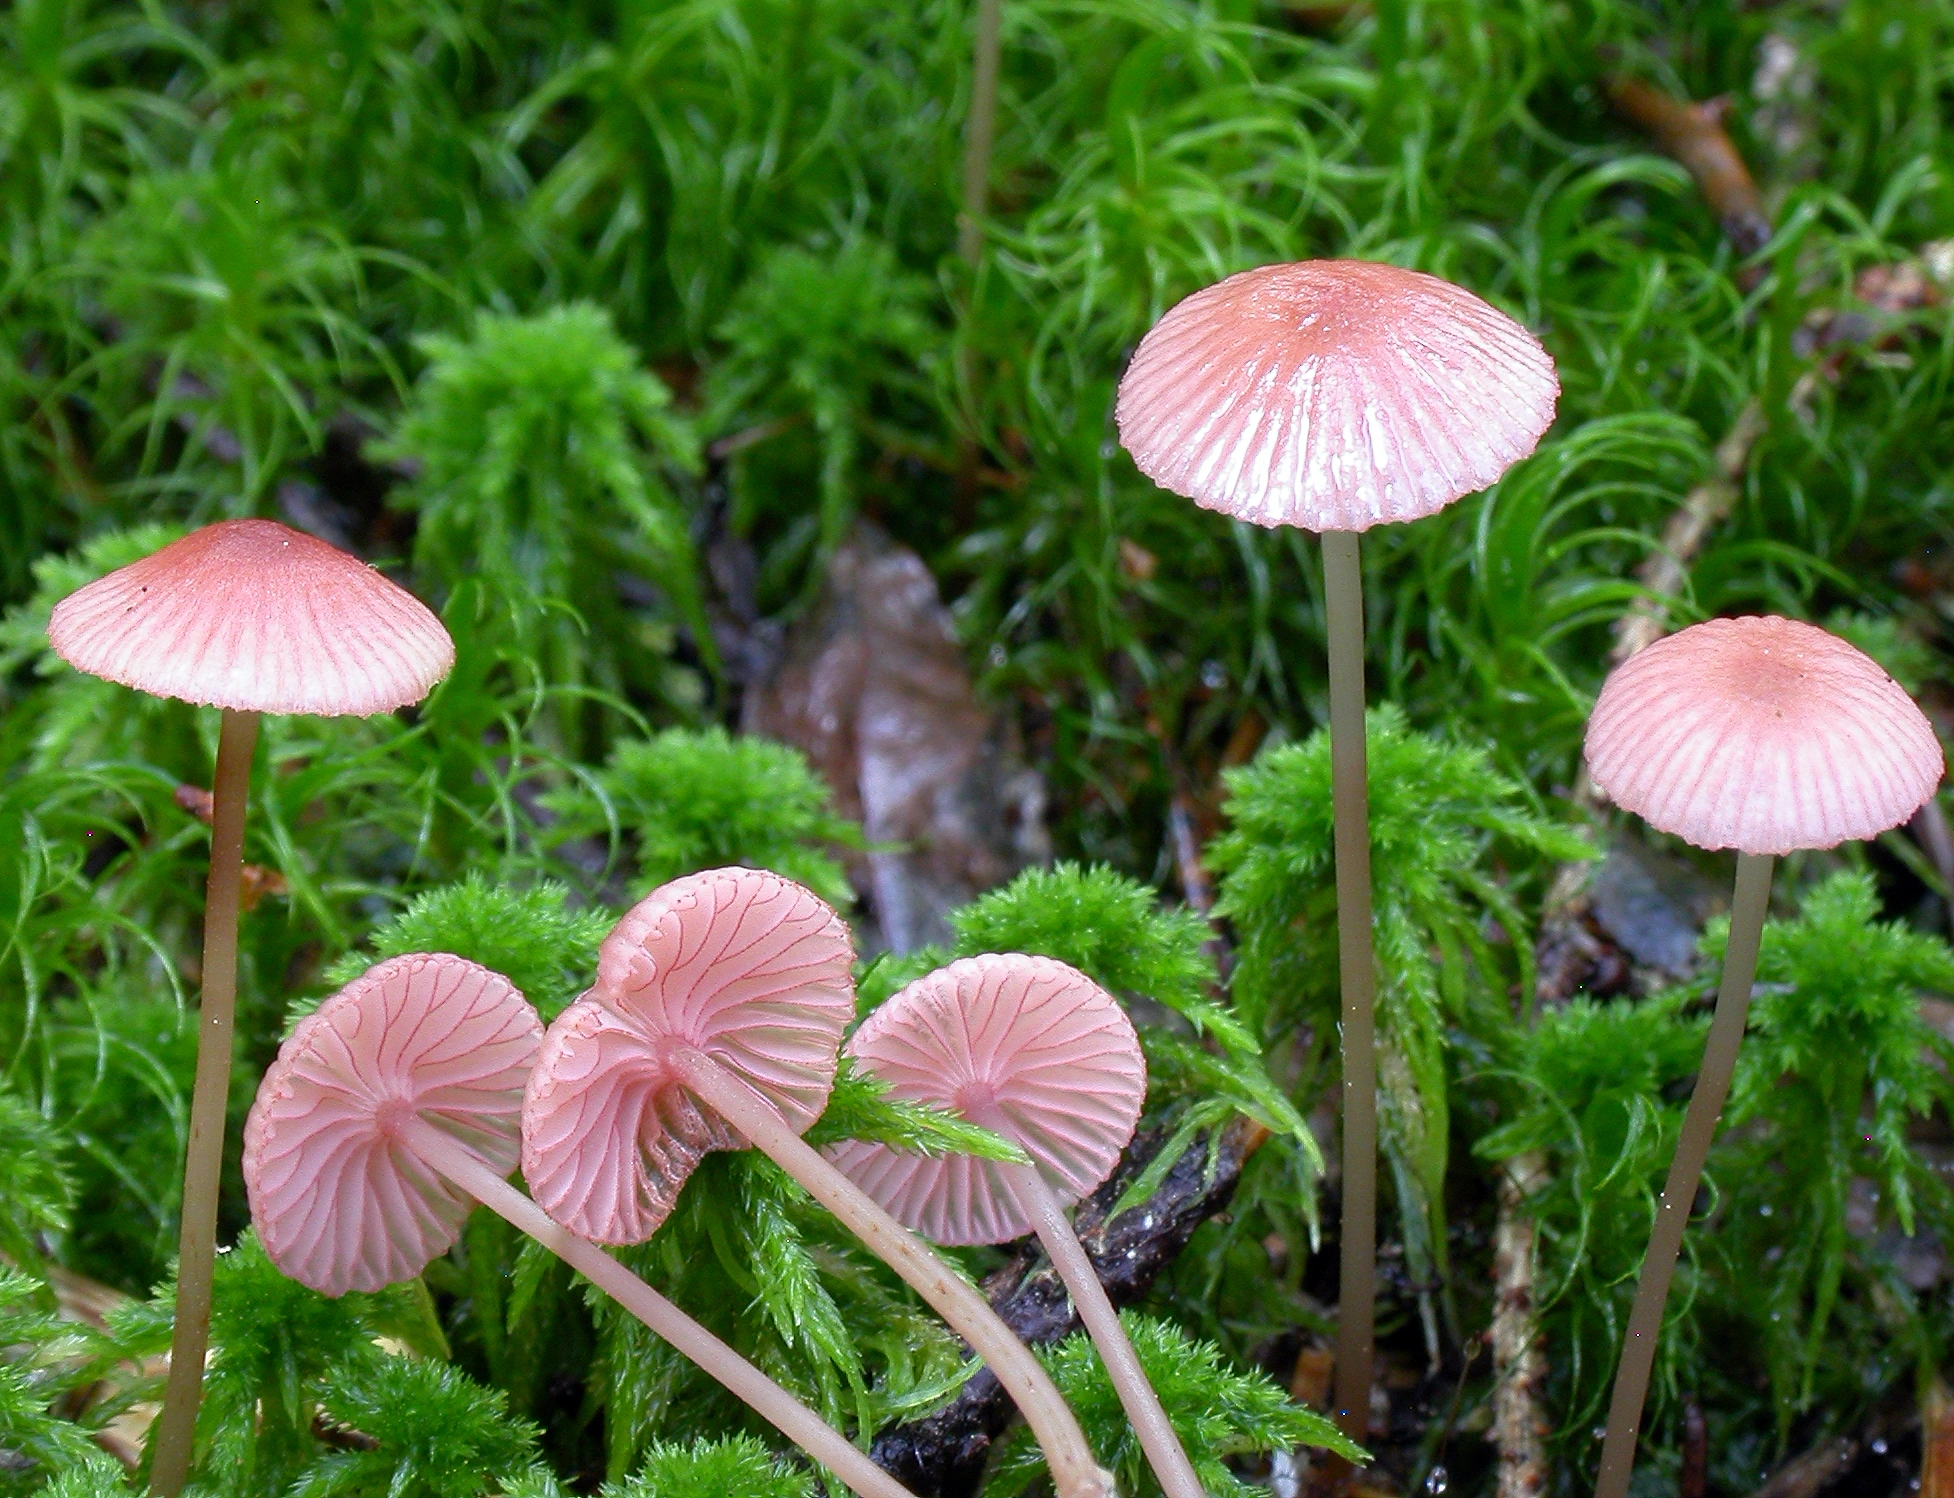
1323 530 1377 1451
1594 851 1775 1498
1003 1162 1206 1498
401 1124 917 1498
958 0 1003 269
151 708 261 1497
667 1048 1115 1498
954 0 1003 476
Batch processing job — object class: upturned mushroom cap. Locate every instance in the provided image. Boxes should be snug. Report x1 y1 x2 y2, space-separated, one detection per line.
1585 615 1944 855
243 953 541 1296
522 868 856 1245
48 519 454 717
826 954 1147 1246
1115 260 1558 534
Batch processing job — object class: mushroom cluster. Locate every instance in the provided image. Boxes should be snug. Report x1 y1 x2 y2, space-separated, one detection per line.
246 951 916 1498
238 868 1139 1498
521 867 1114 1498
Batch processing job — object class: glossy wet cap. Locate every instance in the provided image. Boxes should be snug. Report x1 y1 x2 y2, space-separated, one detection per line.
48 519 454 716
1115 260 1558 534
244 953 541 1296
826 954 1146 1246
1585 615 1944 855
522 867 856 1244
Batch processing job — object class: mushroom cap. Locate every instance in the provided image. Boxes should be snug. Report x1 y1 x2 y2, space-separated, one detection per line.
243 953 541 1297
48 519 454 716
1115 260 1558 534
522 868 856 1244
825 954 1147 1246
1585 615 1944 855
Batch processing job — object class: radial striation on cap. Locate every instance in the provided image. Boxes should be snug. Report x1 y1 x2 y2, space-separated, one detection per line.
1115 260 1558 534
826 954 1146 1246
1585 615 1944 856
523 867 857 1244
244 953 541 1297
48 519 454 717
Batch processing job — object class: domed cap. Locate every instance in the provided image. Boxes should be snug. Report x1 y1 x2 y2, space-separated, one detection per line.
1115 260 1558 534
243 953 541 1296
1585 615 1944 855
48 519 454 716
522 868 856 1245
825 954 1146 1246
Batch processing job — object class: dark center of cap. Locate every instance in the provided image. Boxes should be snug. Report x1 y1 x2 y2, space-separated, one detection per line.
373 1095 418 1140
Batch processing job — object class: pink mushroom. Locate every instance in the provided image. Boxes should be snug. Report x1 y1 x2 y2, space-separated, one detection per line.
522 867 1115 1498
48 519 454 1494
1582 616 1944 1498
244 951 917 1498
1116 262 1558 1442
827 954 1205 1498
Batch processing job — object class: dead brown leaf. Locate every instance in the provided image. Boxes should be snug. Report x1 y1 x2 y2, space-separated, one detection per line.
744 523 1048 951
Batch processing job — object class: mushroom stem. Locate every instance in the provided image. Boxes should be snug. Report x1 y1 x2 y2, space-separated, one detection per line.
1593 851 1774 1498
666 1046 1116 1498
151 707 260 1497
400 1120 918 1498
958 0 1003 268
1322 528 1378 1451
1000 1161 1206 1498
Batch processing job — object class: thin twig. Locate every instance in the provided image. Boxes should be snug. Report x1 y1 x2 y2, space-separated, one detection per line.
1491 1153 1551 1498
1155 708 1261 966
1166 779 1214 918
1922 1378 1954 1498
1610 399 1769 668
312 1412 381 1452
1745 1394 1917 1498
44 1266 164 1471
1605 78 1773 266
1747 1438 1859 1498
1911 800 1954 935
707 413 806 460
1680 1399 1708 1498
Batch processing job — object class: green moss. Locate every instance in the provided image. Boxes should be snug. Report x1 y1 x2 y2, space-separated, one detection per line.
545 727 860 907
983 1313 1363 1498
605 1436 813 1498
317 874 608 1022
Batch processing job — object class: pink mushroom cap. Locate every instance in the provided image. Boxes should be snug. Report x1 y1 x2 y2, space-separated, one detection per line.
243 953 541 1297
1585 615 1945 855
826 954 1147 1247
1115 260 1558 534
48 519 454 717
522 867 857 1245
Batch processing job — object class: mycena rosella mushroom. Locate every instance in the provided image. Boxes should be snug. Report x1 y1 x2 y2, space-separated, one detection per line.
48 519 453 1494
827 954 1207 1498
244 952 920 1498
1582 616 1944 1498
1115 261 1558 1443
521 867 1115 1498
